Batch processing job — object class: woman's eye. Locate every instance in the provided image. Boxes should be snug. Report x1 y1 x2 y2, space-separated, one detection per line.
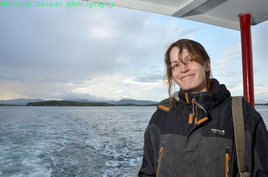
171 64 179 69
189 58 194 62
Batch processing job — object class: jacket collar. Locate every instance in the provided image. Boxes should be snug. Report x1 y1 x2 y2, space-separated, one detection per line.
176 79 231 109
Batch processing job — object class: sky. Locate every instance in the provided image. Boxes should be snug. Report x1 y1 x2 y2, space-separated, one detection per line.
0 0 268 102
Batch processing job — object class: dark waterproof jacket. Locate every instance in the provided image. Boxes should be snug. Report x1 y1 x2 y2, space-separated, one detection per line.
138 79 268 177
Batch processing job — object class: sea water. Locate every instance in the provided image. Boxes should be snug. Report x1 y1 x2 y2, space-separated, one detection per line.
0 105 267 177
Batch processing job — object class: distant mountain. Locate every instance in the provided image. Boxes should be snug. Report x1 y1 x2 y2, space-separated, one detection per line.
0 98 159 106
60 98 159 105
0 98 44 105
1 97 267 106
62 99 91 103
26 100 113 106
26 99 158 106
109 99 159 105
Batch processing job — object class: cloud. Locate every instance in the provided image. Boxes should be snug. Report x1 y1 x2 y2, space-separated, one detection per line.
1 3 266 101
54 92 107 101
213 70 243 96
67 74 166 101
134 74 163 83
0 5 202 101
0 6 151 81
213 43 241 70
90 28 112 39
133 65 165 83
254 81 268 101
252 20 268 62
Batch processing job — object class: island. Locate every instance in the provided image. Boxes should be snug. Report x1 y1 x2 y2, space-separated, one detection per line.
26 100 158 106
26 100 114 106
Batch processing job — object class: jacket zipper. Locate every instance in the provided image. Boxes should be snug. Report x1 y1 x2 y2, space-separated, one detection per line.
225 147 230 177
192 98 198 124
192 98 207 125
156 143 165 177
193 98 207 114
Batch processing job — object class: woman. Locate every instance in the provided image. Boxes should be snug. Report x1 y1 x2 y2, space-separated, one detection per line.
138 39 268 177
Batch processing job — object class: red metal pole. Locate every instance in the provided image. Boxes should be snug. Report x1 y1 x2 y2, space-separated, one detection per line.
239 13 255 107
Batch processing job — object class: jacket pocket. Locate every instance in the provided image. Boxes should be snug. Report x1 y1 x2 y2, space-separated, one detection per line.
156 143 165 177
225 147 230 177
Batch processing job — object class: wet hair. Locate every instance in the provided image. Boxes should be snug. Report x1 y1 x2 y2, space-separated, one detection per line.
164 39 212 100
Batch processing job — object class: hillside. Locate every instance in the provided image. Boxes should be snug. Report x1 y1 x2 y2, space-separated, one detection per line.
26 100 158 106
26 100 114 106
107 98 159 105
0 98 44 105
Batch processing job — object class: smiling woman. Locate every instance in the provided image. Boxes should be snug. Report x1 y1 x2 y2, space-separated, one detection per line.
165 39 212 97
169 46 210 93
138 39 268 177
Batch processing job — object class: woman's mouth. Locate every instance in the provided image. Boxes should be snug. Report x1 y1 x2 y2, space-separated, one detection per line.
180 74 194 80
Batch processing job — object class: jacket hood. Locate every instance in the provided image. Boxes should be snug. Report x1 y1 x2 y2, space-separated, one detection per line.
176 79 231 109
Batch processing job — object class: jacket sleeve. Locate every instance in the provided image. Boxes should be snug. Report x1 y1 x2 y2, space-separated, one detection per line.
138 125 156 177
243 99 268 177
138 112 161 177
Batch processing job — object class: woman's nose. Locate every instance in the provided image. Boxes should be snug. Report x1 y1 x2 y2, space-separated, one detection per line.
180 63 189 73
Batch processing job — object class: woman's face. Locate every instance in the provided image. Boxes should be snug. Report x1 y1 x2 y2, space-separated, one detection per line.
169 47 209 93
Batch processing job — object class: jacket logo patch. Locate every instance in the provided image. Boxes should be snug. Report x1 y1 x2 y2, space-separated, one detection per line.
211 128 226 135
